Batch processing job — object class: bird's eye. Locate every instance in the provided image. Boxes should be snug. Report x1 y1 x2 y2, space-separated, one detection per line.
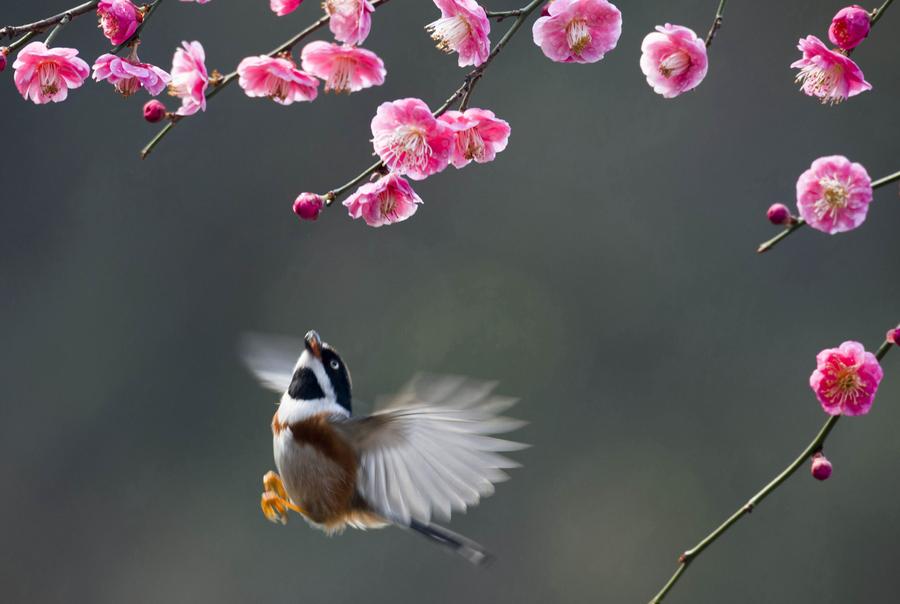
329 359 340 370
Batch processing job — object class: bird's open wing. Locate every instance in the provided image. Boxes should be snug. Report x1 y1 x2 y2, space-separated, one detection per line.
335 374 527 526
239 332 301 393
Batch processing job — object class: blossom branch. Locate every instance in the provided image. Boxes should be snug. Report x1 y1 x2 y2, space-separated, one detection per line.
0 0 100 40
757 168 900 254
322 0 545 207
139 0 395 159
648 329 897 604
871 0 895 25
704 0 728 47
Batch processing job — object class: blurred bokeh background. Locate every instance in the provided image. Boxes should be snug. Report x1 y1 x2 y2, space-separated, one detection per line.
1 0 899 602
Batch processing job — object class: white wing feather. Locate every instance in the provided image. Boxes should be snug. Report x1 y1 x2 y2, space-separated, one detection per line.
239 332 302 393
337 374 527 526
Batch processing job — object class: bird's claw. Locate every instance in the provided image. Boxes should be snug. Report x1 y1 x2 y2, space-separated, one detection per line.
260 470 302 524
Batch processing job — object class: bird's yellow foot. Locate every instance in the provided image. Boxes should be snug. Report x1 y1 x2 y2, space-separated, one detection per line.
260 471 304 524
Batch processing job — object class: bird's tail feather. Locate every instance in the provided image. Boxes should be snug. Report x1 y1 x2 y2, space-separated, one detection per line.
407 519 493 566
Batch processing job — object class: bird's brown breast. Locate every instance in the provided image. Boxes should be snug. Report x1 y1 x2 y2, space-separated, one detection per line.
273 412 364 528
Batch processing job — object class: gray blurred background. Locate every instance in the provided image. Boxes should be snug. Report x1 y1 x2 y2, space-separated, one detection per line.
1 1 899 602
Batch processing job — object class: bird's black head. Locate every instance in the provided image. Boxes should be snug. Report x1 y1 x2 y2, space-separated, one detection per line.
287 330 353 414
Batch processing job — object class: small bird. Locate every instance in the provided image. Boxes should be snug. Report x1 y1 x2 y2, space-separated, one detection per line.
241 330 526 564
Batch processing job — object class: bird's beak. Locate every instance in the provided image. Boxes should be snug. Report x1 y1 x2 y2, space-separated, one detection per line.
304 330 322 360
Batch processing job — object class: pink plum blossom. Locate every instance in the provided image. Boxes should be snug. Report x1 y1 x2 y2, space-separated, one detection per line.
532 0 622 64
343 172 423 227
425 0 491 67
324 0 375 45
237 55 318 105
791 35 871 105
293 193 325 220
370 98 453 180
93 52 170 96
300 41 385 93
810 453 833 481
97 0 143 46
271 0 302 16
12 42 90 104
639 24 708 98
169 41 209 116
438 108 510 168
810 341 883 417
829 5 871 50
796 155 872 234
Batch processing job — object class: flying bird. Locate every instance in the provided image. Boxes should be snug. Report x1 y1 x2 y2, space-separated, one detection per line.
241 330 526 564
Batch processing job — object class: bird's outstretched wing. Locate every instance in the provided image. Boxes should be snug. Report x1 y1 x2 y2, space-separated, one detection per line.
335 374 527 526
239 332 301 393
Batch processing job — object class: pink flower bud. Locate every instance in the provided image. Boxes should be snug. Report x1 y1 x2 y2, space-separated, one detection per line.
143 99 167 123
766 203 792 225
810 453 832 481
887 327 900 346
293 193 325 221
828 5 871 50
0 48 8 72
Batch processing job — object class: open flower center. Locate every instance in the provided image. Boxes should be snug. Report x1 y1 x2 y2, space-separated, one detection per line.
38 61 60 96
378 190 398 218
566 19 592 54
116 76 141 97
376 125 432 172
795 62 845 105
99 13 119 38
325 56 356 93
458 127 485 161
813 176 850 219
426 15 472 52
266 73 292 101
659 50 691 78
324 0 358 14
826 364 864 407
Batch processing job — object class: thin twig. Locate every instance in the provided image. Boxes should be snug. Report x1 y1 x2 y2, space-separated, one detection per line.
141 0 395 159
322 0 545 206
704 0 728 47
757 169 900 253
0 0 99 39
43 15 71 47
871 0 896 25
648 332 897 603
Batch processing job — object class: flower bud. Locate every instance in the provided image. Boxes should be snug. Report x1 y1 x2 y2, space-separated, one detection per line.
766 203 792 225
0 48 8 72
811 453 833 481
887 327 900 346
828 5 871 50
293 193 325 221
143 99 167 123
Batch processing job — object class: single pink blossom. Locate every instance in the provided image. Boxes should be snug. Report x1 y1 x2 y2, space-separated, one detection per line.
426 0 491 67
796 155 872 234
791 35 871 105
143 99 167 122
438 108 510 168
237 55 318 105
300 41 385 94
97 0 143 46
324 0 375 45
12 42 90 104
293 193 325 220
343 172 423 227
810 341 883 417
532 0 622 64
810 453 833 481
93 52 170 96
829 5 871 50
169 41 209 116
639 24 708 98
371 98 453 180
271 0 302 16
766 203 792 225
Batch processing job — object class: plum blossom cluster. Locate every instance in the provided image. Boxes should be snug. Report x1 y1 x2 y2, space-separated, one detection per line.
790 4 881 105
